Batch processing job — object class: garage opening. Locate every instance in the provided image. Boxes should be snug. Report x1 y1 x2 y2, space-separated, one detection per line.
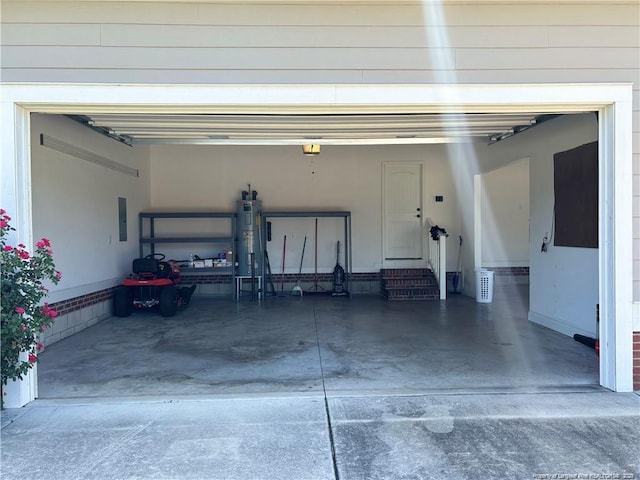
1 84 632 406
29 111 598 399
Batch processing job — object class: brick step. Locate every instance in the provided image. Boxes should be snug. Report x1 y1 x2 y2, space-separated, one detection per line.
380 285 439 294
382 278 437 288
384 295 441 301
380 268 433 279
382 289 440 300
380 267 440 300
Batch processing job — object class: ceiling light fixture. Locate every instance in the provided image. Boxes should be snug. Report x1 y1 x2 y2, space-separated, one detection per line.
302 144 320 156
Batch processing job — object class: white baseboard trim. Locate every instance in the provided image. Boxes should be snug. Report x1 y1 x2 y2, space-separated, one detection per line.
528 310 596 338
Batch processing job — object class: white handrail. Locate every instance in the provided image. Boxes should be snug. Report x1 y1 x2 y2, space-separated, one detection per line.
426 219 447 300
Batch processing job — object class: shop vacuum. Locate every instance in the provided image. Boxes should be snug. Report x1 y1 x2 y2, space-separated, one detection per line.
332 240 347 296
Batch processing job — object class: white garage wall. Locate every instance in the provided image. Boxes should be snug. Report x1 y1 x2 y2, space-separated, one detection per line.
30 114 151 302
149 144 462 273
481 158 530 268
475 114 599 337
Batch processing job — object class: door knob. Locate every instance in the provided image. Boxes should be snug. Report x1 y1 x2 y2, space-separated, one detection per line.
416 208 421 211
416 214 421 218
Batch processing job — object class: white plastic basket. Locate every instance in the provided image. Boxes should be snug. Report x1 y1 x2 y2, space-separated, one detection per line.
475 269 494 303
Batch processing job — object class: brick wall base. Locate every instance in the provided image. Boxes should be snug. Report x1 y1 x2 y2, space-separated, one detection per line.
486 266 530 286
443 267 529 292
182 272 384 296
42 287 117 347
634 331 640 391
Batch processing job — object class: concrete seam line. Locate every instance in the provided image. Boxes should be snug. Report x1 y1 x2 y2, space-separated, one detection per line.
312 302 341 480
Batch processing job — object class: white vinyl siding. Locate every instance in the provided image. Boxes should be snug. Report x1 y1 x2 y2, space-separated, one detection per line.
2 3 639 27
4 24 638 49
1 3 638 84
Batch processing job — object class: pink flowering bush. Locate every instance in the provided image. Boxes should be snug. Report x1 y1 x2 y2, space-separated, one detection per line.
1 209 61 388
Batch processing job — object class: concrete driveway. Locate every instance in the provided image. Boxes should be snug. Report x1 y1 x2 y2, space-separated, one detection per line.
2 390 638 479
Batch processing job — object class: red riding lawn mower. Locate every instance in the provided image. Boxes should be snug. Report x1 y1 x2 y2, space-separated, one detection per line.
113 253 196 317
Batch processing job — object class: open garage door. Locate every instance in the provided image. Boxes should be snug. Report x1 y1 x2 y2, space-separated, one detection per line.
0 84 633 408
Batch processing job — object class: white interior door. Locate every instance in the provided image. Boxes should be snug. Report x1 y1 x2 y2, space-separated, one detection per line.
383 163 424 266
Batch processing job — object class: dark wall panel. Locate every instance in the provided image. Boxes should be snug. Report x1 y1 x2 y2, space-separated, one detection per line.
553 141 598 248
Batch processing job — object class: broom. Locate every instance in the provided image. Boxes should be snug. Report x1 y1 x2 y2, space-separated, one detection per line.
291 236 307 296
452 235 463 293
280 235 286 295
309 218 324 292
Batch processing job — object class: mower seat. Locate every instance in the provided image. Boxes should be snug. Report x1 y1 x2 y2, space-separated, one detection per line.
133 257 160 276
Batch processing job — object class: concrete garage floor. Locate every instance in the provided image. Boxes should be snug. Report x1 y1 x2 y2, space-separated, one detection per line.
3 286 638 479
36 285 598 399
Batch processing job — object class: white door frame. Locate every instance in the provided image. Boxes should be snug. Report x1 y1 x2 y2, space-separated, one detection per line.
1 83 633 398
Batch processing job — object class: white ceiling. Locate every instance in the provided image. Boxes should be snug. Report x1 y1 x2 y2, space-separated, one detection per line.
74 112 553 146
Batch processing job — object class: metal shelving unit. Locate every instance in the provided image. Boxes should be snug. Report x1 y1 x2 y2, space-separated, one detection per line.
139 210 351 298
261 211 352 297
138 211 236 277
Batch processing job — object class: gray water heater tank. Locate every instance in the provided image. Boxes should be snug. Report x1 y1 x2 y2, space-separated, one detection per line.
236 189 262 277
